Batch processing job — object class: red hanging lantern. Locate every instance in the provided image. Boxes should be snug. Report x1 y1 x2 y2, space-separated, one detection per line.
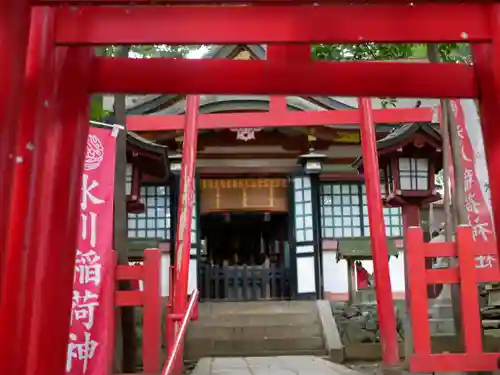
127 159 146 214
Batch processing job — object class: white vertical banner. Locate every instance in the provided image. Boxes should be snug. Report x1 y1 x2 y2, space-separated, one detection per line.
450 99 496 268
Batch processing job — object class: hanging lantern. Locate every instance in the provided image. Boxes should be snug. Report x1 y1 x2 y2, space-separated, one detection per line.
297 148 327 175
168 152 182 176
127 163 146 214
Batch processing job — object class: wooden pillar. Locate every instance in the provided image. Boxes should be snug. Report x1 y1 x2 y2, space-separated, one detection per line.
347 259 356 304
402 204 421 368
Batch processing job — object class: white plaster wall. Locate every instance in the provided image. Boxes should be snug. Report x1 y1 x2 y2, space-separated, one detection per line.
161 253 171 297
188 259 197 294
388 253 406 293
159 253 197 297
321 250 406 295
322 252 349 294
296 257 316 293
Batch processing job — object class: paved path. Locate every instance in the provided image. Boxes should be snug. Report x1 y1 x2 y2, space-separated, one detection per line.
191 356 365 375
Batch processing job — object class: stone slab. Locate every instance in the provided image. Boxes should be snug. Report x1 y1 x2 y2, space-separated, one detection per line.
316 300 344 363
190 356 363 375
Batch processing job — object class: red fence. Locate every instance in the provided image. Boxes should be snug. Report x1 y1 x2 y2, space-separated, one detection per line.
407 226 500 372
112 252 198 375
114 250 162 374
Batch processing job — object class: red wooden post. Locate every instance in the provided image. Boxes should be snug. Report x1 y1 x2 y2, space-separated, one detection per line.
167 265 175 355
143 250 162 373
471 5 500 262
406 227 431 356
24 46 92 375
108 251 118 375
173 95 200 307
0 8 55 375
0 0 31 284
358 97 399 366
172 95 200 373
456 226 483 353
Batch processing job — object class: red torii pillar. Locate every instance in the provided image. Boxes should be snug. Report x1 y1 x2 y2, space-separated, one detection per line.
0 8 55 375
171 95 200 374
0 0 32 280
358 98 400 366
0 6 93 375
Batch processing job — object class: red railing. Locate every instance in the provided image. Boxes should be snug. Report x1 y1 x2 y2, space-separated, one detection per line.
163 289 200 375
407 225 500 373
164 264 199 375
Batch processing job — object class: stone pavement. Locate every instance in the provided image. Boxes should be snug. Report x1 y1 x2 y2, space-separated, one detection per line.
190 355 365 375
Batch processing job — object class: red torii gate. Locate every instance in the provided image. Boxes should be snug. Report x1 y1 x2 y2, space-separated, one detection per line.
2 1 500 375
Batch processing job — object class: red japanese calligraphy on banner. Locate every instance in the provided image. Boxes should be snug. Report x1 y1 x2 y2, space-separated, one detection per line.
448 99 497 268
66 126 117 375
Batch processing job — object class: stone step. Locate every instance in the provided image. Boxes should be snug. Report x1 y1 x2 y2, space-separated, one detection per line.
199 301 317 315
185 337 325 360
187 322 322 340
191 312 319 327
185 348 327 361
429 318 456 334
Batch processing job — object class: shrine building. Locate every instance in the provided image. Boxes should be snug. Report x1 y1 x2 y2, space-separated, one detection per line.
118 44 444 302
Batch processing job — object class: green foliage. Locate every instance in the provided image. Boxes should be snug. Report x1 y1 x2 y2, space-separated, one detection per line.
129 45 203 58
90 95 111 121
312 43 470 107
102 45 202 58
435 169 444 194
90 45 203 121
312 43 415 61
312 43 470 62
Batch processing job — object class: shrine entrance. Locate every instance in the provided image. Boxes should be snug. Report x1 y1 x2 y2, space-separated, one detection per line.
199 212 291 301
197 177 291 301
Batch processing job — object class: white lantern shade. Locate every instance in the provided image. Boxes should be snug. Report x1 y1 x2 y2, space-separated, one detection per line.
168 153 183 175
298 149 326 175
398 157 429 191
304 159 323 174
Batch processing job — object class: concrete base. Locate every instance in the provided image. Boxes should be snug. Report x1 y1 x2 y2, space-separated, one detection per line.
341 333 500 362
